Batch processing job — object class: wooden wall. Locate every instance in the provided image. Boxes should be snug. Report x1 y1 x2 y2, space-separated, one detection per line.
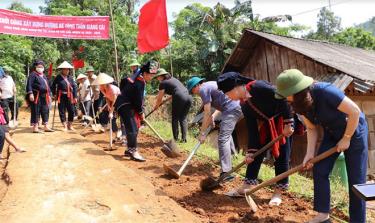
233 38 375 170
240 38 337 84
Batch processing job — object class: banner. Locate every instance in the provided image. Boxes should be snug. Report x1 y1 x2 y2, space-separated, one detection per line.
0 9 109 39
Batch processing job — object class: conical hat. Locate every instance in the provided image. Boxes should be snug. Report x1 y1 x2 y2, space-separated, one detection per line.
57 61 74 69
92 73 114 85
76 73 87 80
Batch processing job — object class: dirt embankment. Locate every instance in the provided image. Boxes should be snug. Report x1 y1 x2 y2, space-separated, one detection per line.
81 127 349 223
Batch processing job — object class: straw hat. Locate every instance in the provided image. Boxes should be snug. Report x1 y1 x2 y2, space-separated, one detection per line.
76 73 87 80
92 73 114 85
57 61 74 69
275 69 314 99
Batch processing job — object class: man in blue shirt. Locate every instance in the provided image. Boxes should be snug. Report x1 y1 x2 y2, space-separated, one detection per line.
187 77 243 182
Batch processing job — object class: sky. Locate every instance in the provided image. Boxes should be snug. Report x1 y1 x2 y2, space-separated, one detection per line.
0 0 374 32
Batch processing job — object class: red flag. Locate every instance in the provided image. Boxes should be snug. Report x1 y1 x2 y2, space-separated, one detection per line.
48 63 53 79
137 0 169 54
72 59 85 69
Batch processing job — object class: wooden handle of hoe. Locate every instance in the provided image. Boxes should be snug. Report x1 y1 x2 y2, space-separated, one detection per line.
218 134 285 182
145 96 172 119
176 126 212 175
143 119 166 143
246 146 338 195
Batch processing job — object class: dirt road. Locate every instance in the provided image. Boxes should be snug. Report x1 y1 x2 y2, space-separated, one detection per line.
0 111 201 223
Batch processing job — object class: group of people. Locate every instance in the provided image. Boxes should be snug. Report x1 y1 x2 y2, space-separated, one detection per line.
2 58 369 223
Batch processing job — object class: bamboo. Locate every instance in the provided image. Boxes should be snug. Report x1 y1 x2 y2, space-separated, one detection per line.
109 0 120 83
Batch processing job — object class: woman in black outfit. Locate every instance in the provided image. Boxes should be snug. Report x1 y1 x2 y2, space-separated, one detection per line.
115 61 157 162
153 68 192 143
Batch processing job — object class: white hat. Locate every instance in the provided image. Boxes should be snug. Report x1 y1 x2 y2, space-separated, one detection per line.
92 73 114 85
76 73 87 80
57 61 74 69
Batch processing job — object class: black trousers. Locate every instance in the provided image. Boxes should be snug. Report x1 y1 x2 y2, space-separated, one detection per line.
30 94 49 126
0 126 5 154
171 95 192 141
58 95 75 123
0 97 18 120
79 100 92 116
118 105 138 149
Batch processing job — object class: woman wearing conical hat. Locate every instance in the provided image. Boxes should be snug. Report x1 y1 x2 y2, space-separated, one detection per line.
51 61 78 131
153 68 192 143
92 73 120 136
26 60 54 133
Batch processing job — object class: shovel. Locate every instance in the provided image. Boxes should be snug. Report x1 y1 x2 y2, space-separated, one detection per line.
80 101 93 122
143 119 180 158
163 126 212 179
200 134 284 191
145 96 172 119
244 146 338 212
8 93 18 130
83 104 108 132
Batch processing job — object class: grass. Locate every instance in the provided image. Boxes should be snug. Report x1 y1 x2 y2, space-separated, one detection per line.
143 120 351 217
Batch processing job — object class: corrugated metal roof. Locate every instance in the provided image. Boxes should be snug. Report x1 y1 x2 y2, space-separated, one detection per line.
248 29 375 83
315 73 353 91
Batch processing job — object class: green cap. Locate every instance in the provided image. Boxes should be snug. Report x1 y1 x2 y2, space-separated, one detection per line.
186 76 205 93
153 68 169 79
86 66 95 72
275 69 314 99
129 60 141 67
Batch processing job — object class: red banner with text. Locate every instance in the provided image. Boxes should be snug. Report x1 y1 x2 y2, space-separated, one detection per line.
0 9 109 39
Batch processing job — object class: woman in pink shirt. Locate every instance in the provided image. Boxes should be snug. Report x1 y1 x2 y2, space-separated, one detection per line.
92 73 121 143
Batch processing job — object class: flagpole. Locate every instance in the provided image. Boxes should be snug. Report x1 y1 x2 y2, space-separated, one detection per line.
169 45 173 77
109 0 120 83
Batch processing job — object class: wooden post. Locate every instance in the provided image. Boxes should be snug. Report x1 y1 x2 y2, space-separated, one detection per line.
109 0 120 83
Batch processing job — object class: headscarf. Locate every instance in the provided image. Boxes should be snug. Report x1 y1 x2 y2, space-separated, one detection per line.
217 72 254 93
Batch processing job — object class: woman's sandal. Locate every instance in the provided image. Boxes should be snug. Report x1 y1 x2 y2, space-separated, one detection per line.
15 148 27 153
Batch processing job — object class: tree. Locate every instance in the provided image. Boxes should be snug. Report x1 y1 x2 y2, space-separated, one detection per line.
41 0 140 78
306 7 341 40
332 27 375 50
357 16 375 36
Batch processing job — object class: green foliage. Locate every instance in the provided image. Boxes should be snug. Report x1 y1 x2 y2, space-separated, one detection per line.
306 7 341 40
306 8 375 51
170 1 306 81
332 27 375 50
9 1 33 13
357 16 375 36
0 35 33 96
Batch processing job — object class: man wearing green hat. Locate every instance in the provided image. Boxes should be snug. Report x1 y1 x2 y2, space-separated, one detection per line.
275 69 368 223
153 68 192 142
186 76 243 182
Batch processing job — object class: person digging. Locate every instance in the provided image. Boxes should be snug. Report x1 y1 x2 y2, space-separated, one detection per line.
92 73 121 150
216 72 295 206
153 68 192 143
276 69 368 223
115 61 158 162
186 76 243 183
